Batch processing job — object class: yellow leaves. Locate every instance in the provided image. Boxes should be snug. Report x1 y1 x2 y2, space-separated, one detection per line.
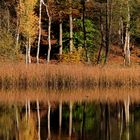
19 0 38 42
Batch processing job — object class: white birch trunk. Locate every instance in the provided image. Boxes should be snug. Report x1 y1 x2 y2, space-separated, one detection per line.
36 0 42 64
119 5 124 49
124 96 130 124
125 97 130 140
69 0 73 52
15 106 19 131
28 100 31 120
48 101 51 139
36 100 41 140
41 0 52 63
120 107 123 140
25 43 28 64
16 0 21 52
16 28 20 51
15 106 19 140
47 16 51 63
124 0 131 66
25 100 28 122
28 38 31 64
121 18 124 47
59 101 62 135
59 20 63 55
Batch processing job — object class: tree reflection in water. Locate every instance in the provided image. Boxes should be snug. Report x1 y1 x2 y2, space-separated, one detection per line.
0 93 140 140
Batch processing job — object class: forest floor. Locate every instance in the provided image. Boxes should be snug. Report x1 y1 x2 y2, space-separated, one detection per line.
0 45 140 65
108 45 140 65
35 45 140 65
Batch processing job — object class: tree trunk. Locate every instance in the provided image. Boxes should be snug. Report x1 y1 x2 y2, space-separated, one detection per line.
15 105 19 140
104 0 112 64
124 0 131 66
6 8 10 32
97 8 104 64
81 103 86 139
118 4 124 50
82 1 89 62
69 101 73 137
124 96 130 124
59 100 62 135
16 26 20 52
124 96 130 140
69 0 73 53
48 101 51 139
28 37 31 64
41 0 52 63
119 17 124 49
25 43 28 64
16 0 20 51
105 103 111 140
28 100 31 120
25 100 28 122
36 100 41 140
47 16 52 63
59 19 63 55
36 0 42 64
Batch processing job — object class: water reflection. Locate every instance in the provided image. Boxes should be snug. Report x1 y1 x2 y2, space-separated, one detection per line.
0 101 139 140
0 88 140 140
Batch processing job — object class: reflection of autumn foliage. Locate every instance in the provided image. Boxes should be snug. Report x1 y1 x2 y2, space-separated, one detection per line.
19 115 37 140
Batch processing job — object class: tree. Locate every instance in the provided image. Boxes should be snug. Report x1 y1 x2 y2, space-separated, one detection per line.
131 0 140 43
36 0 42 64
69 0 73 53
104 0 113 64
52 0 70 56
124 0 131 66
19 0 38 64
46 1 52 63
41 0 53 63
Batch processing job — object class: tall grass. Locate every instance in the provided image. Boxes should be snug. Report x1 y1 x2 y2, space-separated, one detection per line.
0 64 139 89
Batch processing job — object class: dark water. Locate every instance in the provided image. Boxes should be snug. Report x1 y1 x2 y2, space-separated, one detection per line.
0 99 140 140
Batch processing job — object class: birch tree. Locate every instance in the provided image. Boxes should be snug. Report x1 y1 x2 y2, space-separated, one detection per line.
124 0 131 66
36 100 41 140
20 0 38 64
36 0 42 64
53 0 69 56
59 16 63 55
15 0 21 53
42 0 52 63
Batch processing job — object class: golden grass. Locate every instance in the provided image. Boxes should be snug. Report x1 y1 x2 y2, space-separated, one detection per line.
0 64 139 89
0 64 140 89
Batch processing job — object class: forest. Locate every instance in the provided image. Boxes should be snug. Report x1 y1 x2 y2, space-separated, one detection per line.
0 1 140 140
0 0 140 65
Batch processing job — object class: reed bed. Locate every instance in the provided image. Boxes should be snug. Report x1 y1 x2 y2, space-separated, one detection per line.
0 64 139 89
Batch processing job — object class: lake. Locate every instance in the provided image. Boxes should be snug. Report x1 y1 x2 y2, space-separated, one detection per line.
0 88 140 140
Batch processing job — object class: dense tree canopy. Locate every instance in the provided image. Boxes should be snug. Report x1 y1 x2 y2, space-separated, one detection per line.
0 0 140 64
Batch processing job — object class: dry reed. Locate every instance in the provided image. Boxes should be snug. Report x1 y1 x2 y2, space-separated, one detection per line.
0 64 139 89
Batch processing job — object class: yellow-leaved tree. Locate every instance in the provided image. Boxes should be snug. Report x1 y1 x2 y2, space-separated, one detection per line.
19 0 38 64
